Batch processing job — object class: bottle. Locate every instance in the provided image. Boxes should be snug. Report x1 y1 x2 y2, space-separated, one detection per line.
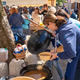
13 48 19 54
22 44 27 51
0 48 8 62
17 46 23 53
39 15 44 26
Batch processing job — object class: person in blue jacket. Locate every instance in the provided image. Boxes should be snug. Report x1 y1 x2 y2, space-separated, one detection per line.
55 9 80 28
43 13 80 80
45 7 64 80
70 9 77 20
9 8 25 36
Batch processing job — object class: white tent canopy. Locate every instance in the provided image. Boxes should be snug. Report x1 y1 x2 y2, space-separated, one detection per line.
71 0 80 3
1 0 48 6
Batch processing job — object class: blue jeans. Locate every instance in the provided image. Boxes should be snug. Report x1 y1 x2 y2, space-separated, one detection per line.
11 27 23 36
23 28 30 35
46 60 64 79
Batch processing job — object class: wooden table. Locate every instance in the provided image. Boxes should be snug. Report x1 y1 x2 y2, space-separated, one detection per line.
30 25 43 31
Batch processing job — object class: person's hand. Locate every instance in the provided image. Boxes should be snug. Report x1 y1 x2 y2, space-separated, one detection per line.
42 7 44 10
51 33 56 37
50 48 55 54
50 47 57 54
50 53 58 61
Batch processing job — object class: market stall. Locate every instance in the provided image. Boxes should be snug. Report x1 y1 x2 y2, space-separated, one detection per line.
1 0 56 7
71 0 80 21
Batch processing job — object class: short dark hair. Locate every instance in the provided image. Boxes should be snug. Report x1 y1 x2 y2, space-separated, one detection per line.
43 4 48 7
24 9 28 14
35 7 40 14
55 9 70 19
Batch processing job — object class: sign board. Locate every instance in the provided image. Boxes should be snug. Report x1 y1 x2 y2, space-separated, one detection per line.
3 1 6 5
67 0 71 4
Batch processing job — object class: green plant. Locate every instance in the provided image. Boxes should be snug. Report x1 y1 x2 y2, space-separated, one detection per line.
56 0 67 5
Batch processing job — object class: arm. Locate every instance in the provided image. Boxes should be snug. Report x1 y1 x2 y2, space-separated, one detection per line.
20 15 25 24
39 7 44 14
57 28 76 59
50 27 76 60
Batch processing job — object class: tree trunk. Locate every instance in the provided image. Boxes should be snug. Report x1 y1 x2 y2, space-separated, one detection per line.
0 0 15 63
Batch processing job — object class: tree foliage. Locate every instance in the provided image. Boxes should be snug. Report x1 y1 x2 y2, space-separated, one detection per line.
56 0 67 5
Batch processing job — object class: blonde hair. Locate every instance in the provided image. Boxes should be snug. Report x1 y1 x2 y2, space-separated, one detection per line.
43 13 67 27
48 7 56 14
10 8 18 15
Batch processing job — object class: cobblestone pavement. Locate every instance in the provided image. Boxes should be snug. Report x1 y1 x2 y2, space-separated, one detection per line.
52 59 67 80
37 55 67 80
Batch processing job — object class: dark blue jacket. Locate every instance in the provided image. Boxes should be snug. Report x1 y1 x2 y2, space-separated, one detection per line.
56 18 80 80
70 13 77 20
57 19 80 59
9 13 25 28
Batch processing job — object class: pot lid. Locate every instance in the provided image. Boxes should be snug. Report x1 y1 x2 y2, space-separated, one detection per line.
27 30 51 54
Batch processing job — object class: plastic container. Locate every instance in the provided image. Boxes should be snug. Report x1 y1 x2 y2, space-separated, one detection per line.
0 48 8 62
9 58 25 76
22 44 27 51
0 62 8 77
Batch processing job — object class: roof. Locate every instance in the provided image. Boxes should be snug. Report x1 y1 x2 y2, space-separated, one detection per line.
1 0 48 6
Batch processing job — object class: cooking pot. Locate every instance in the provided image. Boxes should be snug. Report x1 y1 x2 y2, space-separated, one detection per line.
20 63 53 80
27 30 51 54
10 76 35 80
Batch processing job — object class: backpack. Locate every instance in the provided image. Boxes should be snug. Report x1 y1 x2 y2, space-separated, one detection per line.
13 32 26 45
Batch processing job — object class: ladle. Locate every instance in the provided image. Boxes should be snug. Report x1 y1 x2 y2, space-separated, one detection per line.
37 61 47 70
22 14 55 34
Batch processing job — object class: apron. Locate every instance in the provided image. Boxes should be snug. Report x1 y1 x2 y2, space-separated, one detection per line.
65 46 80 80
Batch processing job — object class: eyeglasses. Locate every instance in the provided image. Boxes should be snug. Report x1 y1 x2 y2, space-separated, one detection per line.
46 24 49 29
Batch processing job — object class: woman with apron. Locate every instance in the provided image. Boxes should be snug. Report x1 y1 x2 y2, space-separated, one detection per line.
43 13 80 80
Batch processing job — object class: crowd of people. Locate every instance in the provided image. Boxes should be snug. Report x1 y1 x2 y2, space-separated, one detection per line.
4 4 79 36
4 3 80 80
